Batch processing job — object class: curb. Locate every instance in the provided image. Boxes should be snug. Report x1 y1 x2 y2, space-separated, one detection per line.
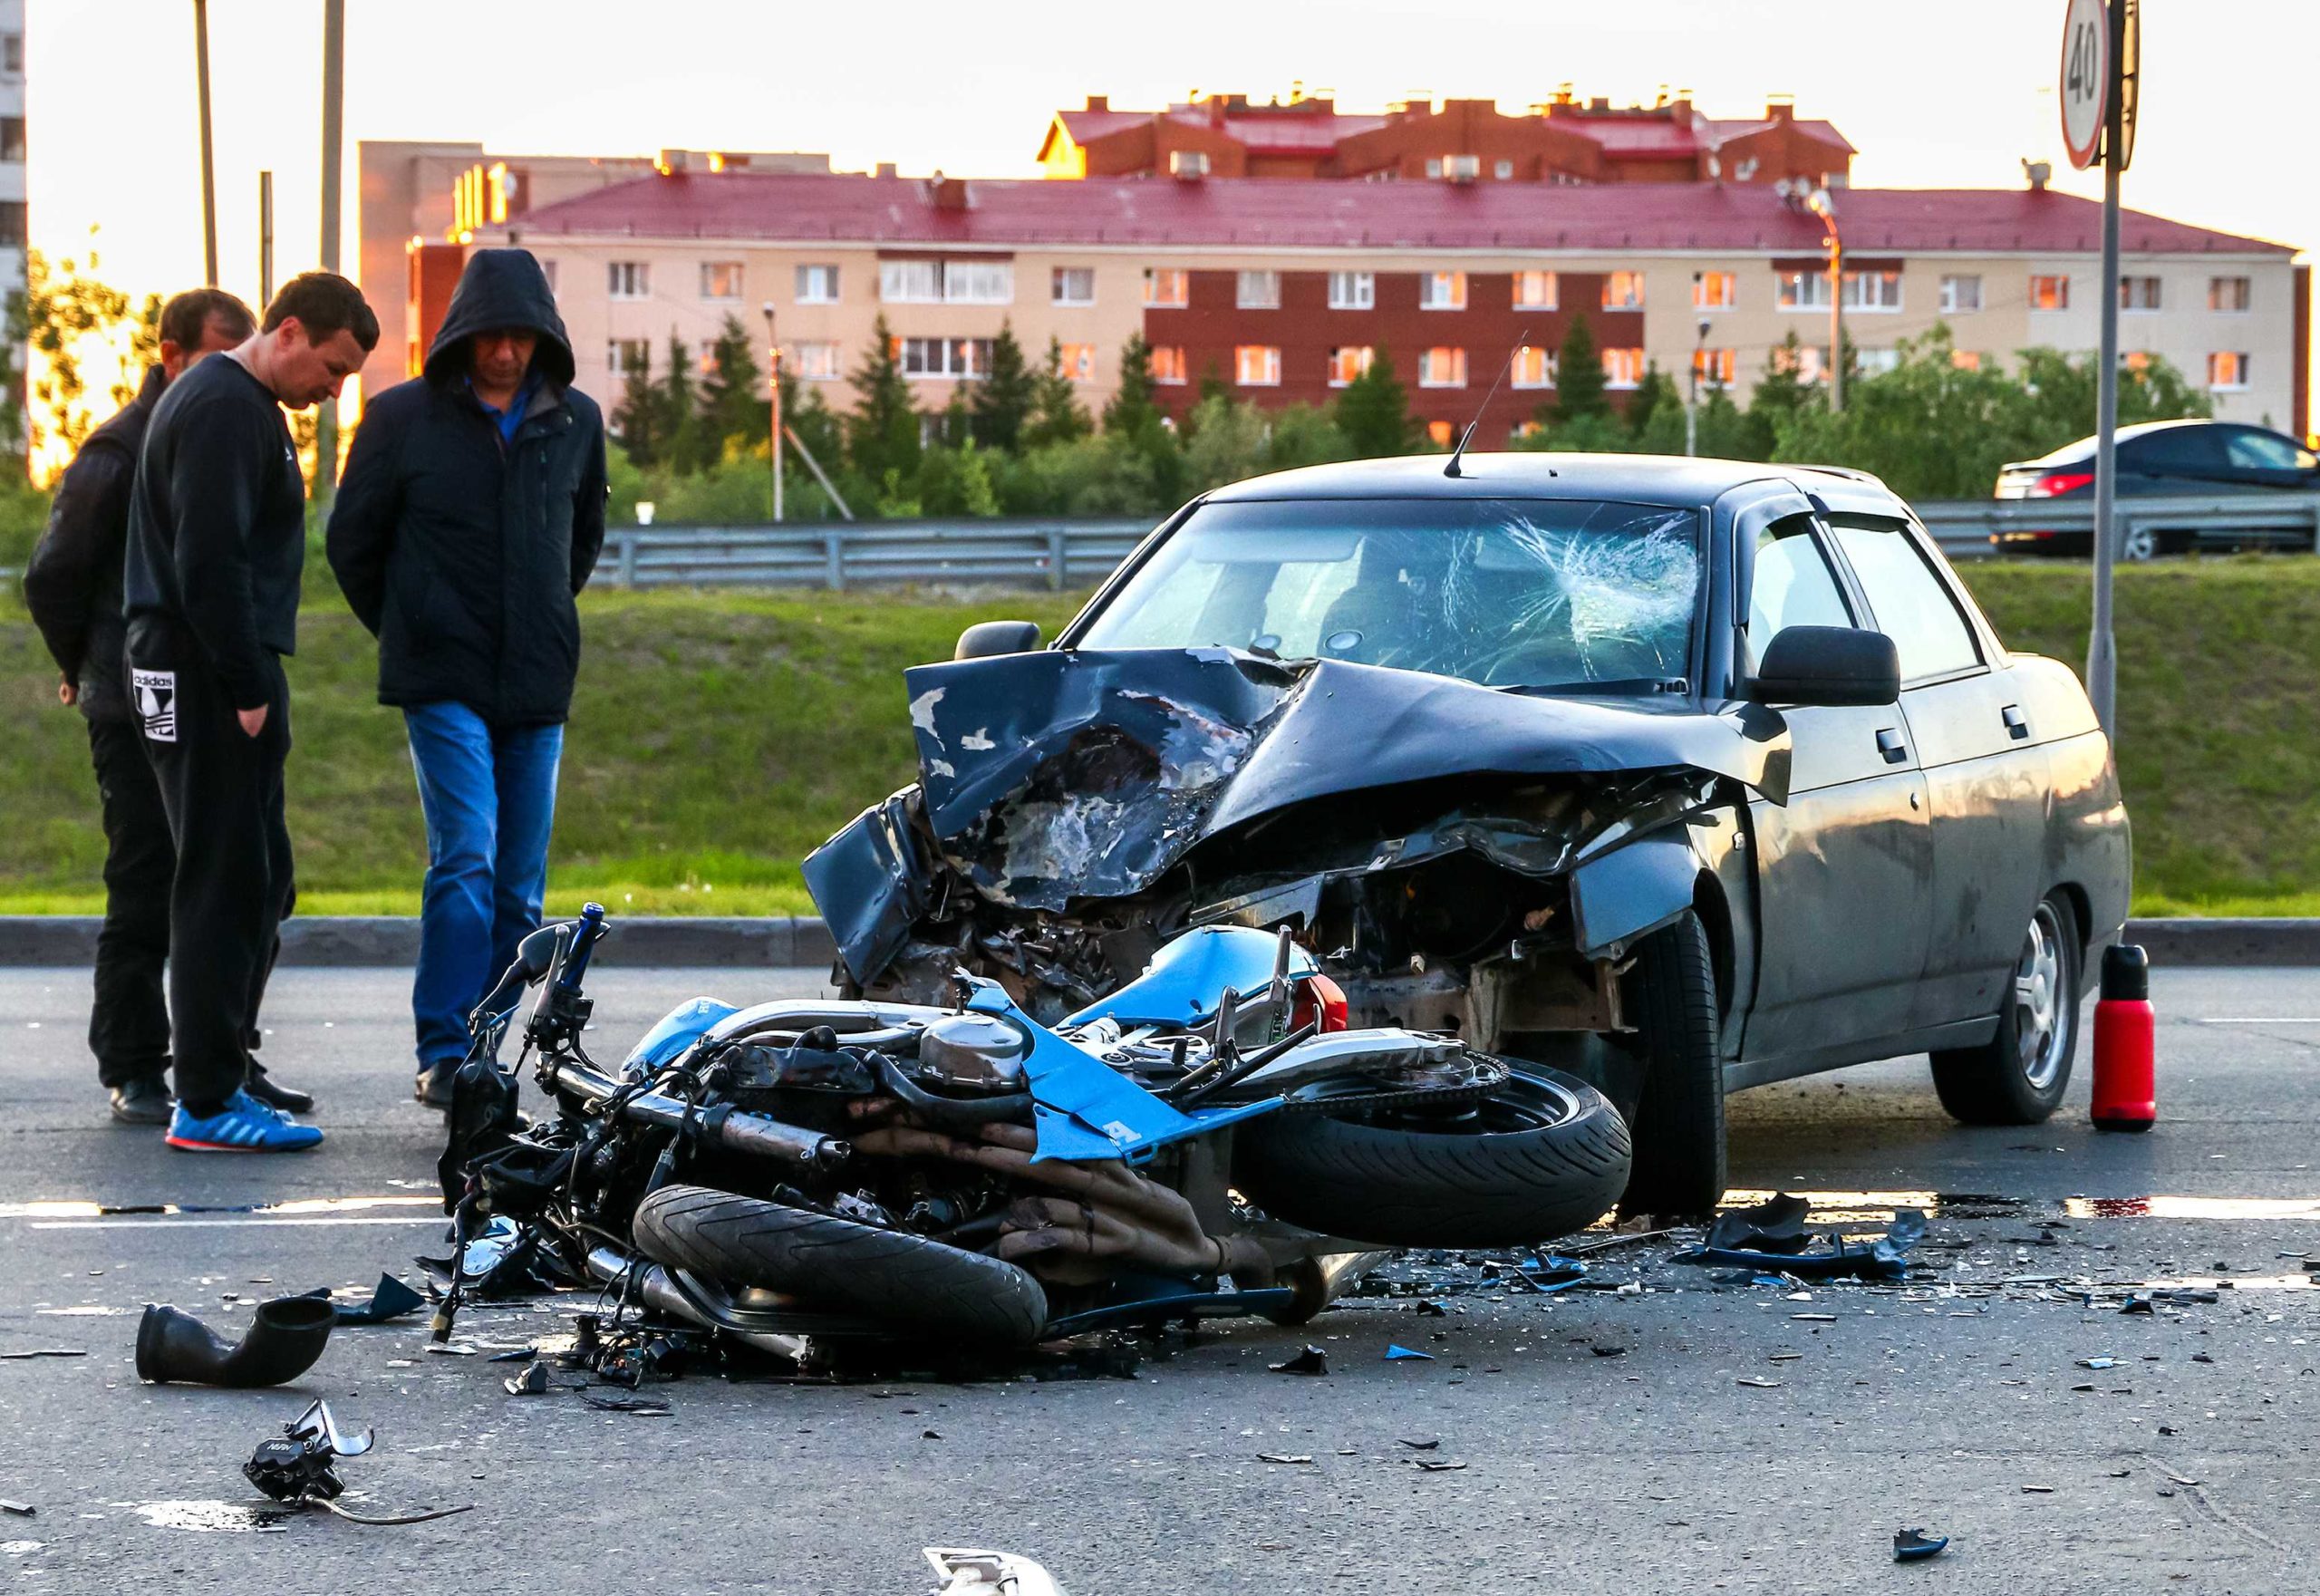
0 914 2307 971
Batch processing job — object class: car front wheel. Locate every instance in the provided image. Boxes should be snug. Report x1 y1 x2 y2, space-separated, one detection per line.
1929 895 2081 1125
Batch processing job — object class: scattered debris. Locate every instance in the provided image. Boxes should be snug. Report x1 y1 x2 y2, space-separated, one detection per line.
425 1342 479 1359
1673 1193 1926 1282
0 1502 31 1518
132 1500 291 1534
579 1393 671 1416
501 1360 550 1398
923 1429 942 1441
241 1399 472 1525
1735 1377 1782 1388
136 1297 334 1388
1386 1345 1436 1362
1412 1458 1469 1472
1892 1528 1949 1562
2022 1485 2054 1494
307 1274 426 1327
1258 1453 1314 1465
1793 1313 1836 1323
0 1349 85 1360
487 1347 538 1364
1589 1345 1628 1359
2078 1357 2120 1370
2120 1294 2154 1316
1397 1438 1441 1451
925 1547 1067 1596
1414 1301 1448 1318
1269 1346 1328 1377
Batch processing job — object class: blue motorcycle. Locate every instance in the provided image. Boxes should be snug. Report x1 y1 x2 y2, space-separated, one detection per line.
437 906 1629 1348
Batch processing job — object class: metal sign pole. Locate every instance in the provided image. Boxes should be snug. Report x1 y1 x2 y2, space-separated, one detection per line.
2085 0 2128 740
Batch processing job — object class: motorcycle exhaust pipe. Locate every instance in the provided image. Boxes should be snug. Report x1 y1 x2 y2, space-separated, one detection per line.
584 1245 808 1362
135 1296 338 1388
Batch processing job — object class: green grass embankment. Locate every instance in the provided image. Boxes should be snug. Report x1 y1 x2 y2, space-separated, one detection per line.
2 558 2314 917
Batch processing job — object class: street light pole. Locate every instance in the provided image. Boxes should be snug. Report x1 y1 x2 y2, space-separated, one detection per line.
1807 189 1844 413
314 0 345 507
761 303 783 524
2087 0 2131 739
1686 318 1707 457
193 0 218 284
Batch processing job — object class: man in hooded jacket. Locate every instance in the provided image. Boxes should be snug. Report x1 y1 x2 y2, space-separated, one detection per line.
326 248 607 1106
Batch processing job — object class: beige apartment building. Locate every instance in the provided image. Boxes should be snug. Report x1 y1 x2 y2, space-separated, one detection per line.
443 166 2303 450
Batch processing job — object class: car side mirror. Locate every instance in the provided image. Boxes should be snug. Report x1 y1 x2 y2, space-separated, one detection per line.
955 620 1043 661
1747 625 1900 708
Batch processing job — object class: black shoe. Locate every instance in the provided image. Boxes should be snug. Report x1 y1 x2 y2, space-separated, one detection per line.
415 1063 458 1110
245 1064 314 1116
108 1077 175 1126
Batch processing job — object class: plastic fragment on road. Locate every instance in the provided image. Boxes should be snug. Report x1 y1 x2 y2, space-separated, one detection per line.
1892 1529 1948 1562
303 1273 426 1326
1412 1459 1468 1472
2120 1293 2154 1314
1397 1438 1441 1451
579 1392 671 1415
1269 1345 1328 1376
136 1297 334 1388
2078 1357 2120 1369
0 1502 31 1518
502 1360 550 1397
926 1548 1068 1596
1386 1345 1436 1361
1589 1345 1628 1358
1735 1377 1781 1388
1258 1453 1315 1465
0 1349 86 1359
1672 1194 1928 1282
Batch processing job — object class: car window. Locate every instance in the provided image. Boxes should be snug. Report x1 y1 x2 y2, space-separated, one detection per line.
1830 522 1982 682
2222 429 2314 471
1749 517 1853 649
2128 427 2227 474
1075 496 1703 692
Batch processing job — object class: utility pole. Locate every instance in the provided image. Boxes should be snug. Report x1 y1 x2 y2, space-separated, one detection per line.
314 0 345 506
193 0 218 284
1685 318 1708 457
258 170 275 307
1808 187 1843 413
761 303 783 523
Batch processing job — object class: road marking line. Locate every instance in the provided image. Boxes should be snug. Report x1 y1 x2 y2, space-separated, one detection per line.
25 1216 444 1232
2197 1018 2320 1024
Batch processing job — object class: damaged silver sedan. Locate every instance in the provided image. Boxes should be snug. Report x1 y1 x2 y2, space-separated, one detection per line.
807 455 2131 1218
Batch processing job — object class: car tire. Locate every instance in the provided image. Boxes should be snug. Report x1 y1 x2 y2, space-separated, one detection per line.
1616 911 1727 1222
1929 895 2082 1126
2119 525 2159 562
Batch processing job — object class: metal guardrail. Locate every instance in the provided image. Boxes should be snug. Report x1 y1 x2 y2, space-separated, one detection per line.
1916 491 2320 559
600 519 1154 591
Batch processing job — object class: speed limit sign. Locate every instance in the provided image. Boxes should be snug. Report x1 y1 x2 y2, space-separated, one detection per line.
2060 0 2110 169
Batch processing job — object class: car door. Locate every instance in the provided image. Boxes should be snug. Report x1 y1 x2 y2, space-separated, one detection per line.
1825 516 2049 1032
2123 425 2233 496
1735 510 1934 1069
2218 426 2320 490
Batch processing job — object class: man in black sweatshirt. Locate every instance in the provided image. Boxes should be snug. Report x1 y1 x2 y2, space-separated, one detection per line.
122 271 378 1153
23 288 256 1126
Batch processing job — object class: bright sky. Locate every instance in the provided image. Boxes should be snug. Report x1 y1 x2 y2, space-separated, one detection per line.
26 1 2316 353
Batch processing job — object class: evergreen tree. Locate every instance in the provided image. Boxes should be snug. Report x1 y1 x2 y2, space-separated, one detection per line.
846 314 921 482
1197 361 1232 407
612 344 662 467
780 365 846 483
1103 334 1162 437
1332 348 1416 458
1552 314 1609 424
1625 362 1680 439
698 314 768 466
655 333 701 471
970 322 1036 452
1025 337 1092 448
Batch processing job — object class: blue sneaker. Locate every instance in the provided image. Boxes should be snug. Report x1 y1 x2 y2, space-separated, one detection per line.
165 1089 324 1153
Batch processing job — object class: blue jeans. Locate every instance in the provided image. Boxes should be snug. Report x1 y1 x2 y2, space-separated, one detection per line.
405 703 565 1071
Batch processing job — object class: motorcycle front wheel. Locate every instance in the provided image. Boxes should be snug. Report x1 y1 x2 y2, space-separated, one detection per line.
1230 1061 1632 1248
631 1185 1050 1346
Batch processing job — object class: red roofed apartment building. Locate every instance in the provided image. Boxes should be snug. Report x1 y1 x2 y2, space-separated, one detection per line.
397 91 2305 450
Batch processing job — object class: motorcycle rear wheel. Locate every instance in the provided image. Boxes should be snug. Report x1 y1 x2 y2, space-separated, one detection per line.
631 1185 1050 1346
1230 1061 1631 1248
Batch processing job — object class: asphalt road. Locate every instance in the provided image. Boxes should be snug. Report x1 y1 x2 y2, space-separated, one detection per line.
0 964 2315 1594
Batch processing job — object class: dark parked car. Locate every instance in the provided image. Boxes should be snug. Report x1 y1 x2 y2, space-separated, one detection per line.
807 454 2132 1219
1994 419 2320 558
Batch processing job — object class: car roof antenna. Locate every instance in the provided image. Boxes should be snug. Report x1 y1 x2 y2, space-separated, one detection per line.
1445 327 1529 479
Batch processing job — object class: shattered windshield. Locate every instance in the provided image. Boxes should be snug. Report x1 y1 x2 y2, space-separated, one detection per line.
1077 497 1703 692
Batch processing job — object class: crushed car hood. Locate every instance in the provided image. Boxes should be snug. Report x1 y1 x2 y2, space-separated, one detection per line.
894 647 1789 914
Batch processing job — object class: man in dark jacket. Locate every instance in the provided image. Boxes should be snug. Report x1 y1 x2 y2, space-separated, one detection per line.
125 270 377 1154
326 248 607 1107
22 287 266 1125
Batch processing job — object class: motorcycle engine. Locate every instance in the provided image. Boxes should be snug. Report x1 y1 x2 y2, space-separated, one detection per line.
914 1012 1030 1094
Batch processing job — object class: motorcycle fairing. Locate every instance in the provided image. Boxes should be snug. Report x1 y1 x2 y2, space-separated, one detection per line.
1063 923 1319 1029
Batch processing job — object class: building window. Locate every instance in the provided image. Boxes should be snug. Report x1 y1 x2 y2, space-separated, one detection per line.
608 261 649 299
1417 347 1467 387
788 341 841 381
1051 266 1095 305
1843 270 1901 311
1150 345 1188 384
1494 159 1514 179
1857 348 1900 376
2209 276 2252 312
1694 347 1736 387
881 260 1012 304
1951 349 1984 372
1418 271 1467 311
1513 270 1558 310
1601 271 1646 310
1144 268 1189 307
1774 343 1830 385
1234 345 1281 386
1328 271 1375 309
1775 270 1832 310
795 264 840 304
1 34 20 75
1510 344 1555 389
0 117 24 164
897 336 994 379
1328 346 1374 387
608 337 649 374
700 261 743 300
1236 270 1281 310
2208 352 2251 391
2029 275 2070 311
1424 159 1443 179
1057 342 1097 382
1602 347 1646 389
1939 274 1982 313
1425 419 1455 446
1692 271 1735 311
2120 276 2162 312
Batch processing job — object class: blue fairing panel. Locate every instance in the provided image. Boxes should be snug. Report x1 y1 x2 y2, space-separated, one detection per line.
622 996 740 1077
1065 924 1319 1030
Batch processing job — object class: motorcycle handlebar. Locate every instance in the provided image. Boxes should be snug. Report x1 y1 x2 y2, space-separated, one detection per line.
545 1054 846 1171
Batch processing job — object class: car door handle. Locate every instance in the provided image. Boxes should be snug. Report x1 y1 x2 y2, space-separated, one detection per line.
2002 703 2030 740
1875 727 1908 764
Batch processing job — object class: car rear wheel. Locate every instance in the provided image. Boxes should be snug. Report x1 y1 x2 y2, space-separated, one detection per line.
1929 895 2081 1126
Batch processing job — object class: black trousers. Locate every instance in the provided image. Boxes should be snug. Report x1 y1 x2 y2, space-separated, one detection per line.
126 624 294 1109
85 717 175 1088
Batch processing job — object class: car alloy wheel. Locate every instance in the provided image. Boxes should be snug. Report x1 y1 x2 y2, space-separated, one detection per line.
2012 903 2072 1091
2119 525 2158 562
